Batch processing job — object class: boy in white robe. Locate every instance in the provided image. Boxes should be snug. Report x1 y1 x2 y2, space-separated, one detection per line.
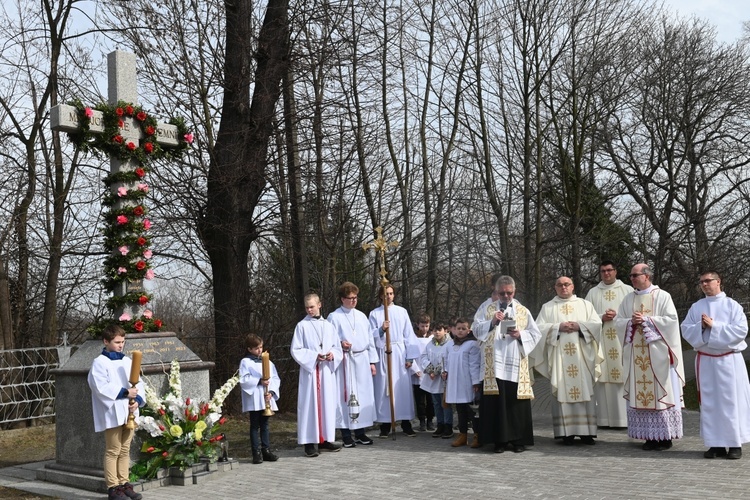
87 325 144 500
412 312 434 431
239 333 280 464
681 271 750 460
443 318 482 448
419 322 453 438
291 293 343 457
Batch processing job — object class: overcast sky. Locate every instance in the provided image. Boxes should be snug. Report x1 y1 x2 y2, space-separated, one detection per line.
662 0 747 43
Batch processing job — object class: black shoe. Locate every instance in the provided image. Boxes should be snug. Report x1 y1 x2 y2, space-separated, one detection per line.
642 440 658 451
108 486 127 500
304 444 319 457
562 436 575 446
418 419 427 432
432 424 444 438
727 447 742 460
252 451 263 464
581 436 596 445
512 444 526 453
402 422 416 437
355 435 374 445
442 427 455 439
342 436 356 448
120 483 142 500
378 424 391 438
656 439 672 451
261 448 279 461
319 441 342 452
704 447 728 458
426 420 435 431
494 442 507 453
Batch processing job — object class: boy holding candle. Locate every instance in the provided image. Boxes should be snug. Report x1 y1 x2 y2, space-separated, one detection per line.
239 333 281 464
87 324 145 500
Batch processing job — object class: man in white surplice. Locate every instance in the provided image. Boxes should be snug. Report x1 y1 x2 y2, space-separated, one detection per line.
681 271 750 460
291 293 343 457
532 276 603 445
584 260 633 429
328 282 378 448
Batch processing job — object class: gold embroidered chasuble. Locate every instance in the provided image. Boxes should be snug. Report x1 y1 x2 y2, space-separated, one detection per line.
585 280 633 384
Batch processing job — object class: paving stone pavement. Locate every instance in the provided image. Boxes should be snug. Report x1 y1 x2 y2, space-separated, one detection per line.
2 350 749 499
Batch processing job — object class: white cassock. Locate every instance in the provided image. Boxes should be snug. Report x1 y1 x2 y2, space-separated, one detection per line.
445 339 482 404
88 353 144 433
239 356 280 412
412 336 431 386
328 306 378 430
532 296 603 437
291 316 343 444
681 292 750 448
369 303 418 422
419 339 451 394
615 285 684 441
585 279 633 427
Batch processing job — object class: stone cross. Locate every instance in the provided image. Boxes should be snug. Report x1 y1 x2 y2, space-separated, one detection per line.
49 50 179 317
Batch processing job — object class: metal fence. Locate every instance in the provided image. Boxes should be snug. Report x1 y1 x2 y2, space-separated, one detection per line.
0 342 77 426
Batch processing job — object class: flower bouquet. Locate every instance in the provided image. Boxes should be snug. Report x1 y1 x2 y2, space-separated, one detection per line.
131 359 239 480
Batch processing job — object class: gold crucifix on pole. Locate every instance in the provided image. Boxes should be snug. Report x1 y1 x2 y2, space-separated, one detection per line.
362 226 399 438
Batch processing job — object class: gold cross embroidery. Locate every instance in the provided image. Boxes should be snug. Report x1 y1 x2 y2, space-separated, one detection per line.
568 386 581 401
608 347 619 360
638 303 651 315
605 327 617 341
566 364 579 377
636 373 653 392
610 368 621 380
563 342 577 357
561 304 574 315
634 337 649 355
604 290 616 301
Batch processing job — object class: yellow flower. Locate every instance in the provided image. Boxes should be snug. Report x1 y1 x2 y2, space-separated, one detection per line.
170 425 183 438
194 420 207 440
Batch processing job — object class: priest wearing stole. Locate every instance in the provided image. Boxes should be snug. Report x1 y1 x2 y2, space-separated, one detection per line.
681 271 750 460
615 263 684 451
584 261 633 429
533 276 603 445
472 275 541 453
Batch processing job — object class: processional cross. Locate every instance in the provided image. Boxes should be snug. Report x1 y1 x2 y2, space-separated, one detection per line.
50 51 183 325
362 226 399 438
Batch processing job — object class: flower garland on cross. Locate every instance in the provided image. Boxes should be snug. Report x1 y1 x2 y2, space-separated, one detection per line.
67 99 194 335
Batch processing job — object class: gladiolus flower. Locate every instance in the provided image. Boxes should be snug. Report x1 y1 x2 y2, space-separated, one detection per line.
209 437 216 443
118 245 129 256
116 107 124 117
162 451 168 458
138 294 149 305
137 237 147 246
117 215 128 225
136 261 147 271
126 142 136 151
216 433 224 440
133 206 144 216
143 309 153 319
84 107 94 118
118 267 127 275
158 425 165 431
135 167 146 178
134 321 144 332
144 142 154 154
186 398 191 406
196 440 202 446
219 417 226 425
184 132 194 144
147 446 155 453
159 408 166 415
125 105 134 116
136 111 147 121
119 312 132 321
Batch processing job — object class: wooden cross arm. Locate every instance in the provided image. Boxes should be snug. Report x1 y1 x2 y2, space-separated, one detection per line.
50 104 181 147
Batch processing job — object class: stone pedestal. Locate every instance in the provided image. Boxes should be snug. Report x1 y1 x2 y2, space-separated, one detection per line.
37 331 214 492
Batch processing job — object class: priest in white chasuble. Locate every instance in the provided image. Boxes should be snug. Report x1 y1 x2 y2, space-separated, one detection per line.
585 260 633 429
681 271 750 460
532 276 603 445
615 263 684 451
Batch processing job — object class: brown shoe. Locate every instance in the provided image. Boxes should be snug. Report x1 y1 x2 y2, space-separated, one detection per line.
451 433 468 447
470 434 481 448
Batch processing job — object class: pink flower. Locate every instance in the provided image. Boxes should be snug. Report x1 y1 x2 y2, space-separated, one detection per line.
143 309 153 319
137 183 149 193
143 249 153 259
118 267 127 274
183 132 194 144
143 219 152 230
119 312 132 321
116 215 128 225
117 186 128 197
118 246 129 256
84 107 94 118
145 269 155 280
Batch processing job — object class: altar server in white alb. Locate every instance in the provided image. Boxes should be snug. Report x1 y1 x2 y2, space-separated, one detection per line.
369 284 420 437
291 293 343 457
584 260 633 429
615 263 684 451
88 324 145 500
328 282 378 448
681 271 750 460
533 276 603 445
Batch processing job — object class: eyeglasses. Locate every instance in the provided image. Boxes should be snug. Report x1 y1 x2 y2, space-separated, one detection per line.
629 273 644 278
497 292 514 297
343 296 358 301
600 268 616 273
699 279 717 285
555 282 573 288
